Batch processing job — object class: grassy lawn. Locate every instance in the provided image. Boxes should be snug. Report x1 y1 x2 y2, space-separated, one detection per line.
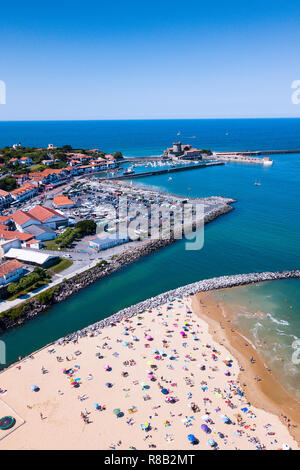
47 257 73 275
6 280 50 301
43 240 66 251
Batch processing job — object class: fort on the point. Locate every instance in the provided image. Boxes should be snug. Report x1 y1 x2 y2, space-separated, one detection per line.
164 142 205 160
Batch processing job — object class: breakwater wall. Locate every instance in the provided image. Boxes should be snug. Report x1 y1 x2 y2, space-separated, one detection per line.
102 161 224 180
217 149 300 156
0 200 234 334
58 270 300 343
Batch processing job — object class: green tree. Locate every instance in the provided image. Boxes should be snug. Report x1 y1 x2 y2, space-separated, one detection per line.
113 151 123 160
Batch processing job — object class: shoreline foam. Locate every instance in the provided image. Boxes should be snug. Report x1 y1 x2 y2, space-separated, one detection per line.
192 291 300 445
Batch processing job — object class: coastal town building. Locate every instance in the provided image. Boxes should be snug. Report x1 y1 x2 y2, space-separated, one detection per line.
4 248 58 267
28 205 68 229
20 157 33 165
11 210 41 232
0 230 35 243
0 190 13 209
0 216 11 226
25 224 56 242
0 259 24 285
10 183 38 203
89 233 129 251
0 239 22 258
53 196 75 209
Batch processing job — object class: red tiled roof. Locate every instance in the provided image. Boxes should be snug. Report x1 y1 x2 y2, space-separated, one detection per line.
0 259 23 277
28 205 66 223
53 196 74 206
11 210 37 226
11 183 36 196
0 216 10 224
0 230 33 241
0 189 10 197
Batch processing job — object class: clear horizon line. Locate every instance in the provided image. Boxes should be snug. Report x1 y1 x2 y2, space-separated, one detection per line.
0 116 300 123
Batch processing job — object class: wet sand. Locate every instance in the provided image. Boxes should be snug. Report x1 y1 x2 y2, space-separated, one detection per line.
192 291 300 445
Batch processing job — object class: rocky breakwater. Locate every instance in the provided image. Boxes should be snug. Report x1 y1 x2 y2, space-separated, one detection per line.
58 270 300 343
0 197 234 332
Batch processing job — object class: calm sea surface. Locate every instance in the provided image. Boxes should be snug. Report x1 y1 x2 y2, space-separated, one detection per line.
0 119 299 374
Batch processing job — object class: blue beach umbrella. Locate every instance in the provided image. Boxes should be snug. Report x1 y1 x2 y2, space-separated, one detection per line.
201 424 211 434
161 388 169 395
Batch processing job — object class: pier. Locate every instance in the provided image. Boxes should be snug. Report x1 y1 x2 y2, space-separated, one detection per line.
213 154 273 165
102 161 224 180
216 149 300 156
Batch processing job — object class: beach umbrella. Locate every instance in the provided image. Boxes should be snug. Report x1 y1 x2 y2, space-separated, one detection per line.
104 365 111 371
30 385 39 392
161 388 169 395
123 341 129 346
105 382 113 388
93 403 99 409
141 422 150 430
201 424 211 434
208 439 216 447
220 415 231 424
152 349 159 353
146 335 153 341
113 408 121 416
188 434 196 443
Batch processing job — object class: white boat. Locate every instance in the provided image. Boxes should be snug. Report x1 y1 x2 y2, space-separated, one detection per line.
123 167 135 175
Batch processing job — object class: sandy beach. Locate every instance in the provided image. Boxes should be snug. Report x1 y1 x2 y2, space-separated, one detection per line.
0 296 298 450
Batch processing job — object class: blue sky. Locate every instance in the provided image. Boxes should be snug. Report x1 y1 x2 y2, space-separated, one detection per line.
1 0 300 120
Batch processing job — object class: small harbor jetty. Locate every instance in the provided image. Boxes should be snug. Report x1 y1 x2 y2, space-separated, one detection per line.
103 161 224 180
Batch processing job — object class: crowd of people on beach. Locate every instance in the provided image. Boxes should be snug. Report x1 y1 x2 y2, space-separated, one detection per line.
0 297 297 450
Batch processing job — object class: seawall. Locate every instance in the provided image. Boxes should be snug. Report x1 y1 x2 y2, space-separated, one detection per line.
58 270 300 343
0 200 234 333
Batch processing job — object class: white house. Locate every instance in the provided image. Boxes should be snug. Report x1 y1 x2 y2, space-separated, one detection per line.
10 183 38 203
20 157 33 165
0 259 24 285
0 190 13 209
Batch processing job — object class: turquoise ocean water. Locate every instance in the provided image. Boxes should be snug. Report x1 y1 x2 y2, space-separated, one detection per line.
212 279 300 399
0 119 299 378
